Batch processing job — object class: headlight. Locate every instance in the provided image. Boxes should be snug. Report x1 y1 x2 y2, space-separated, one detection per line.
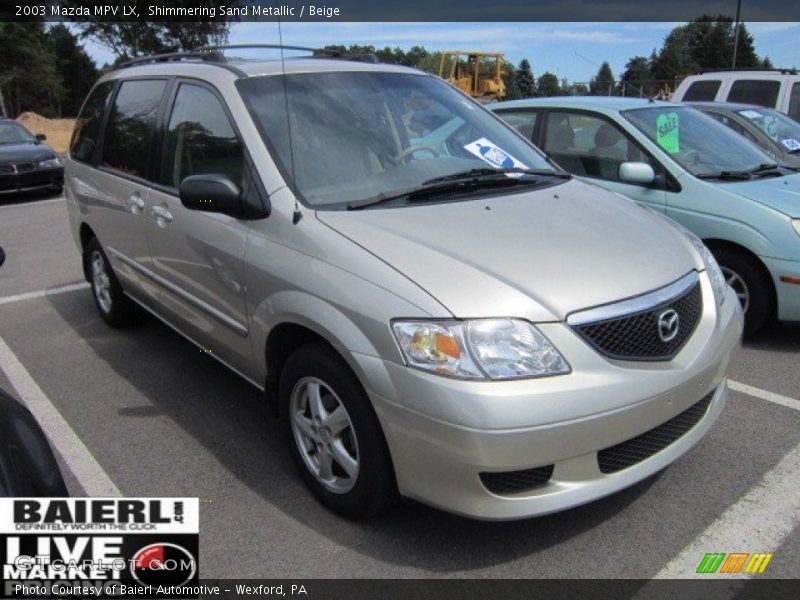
37 157 62 169
792 219 800 238
685 232 726 308
392 319 570 380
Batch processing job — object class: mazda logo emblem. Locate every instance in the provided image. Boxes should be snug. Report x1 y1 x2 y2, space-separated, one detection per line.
657 309 680 342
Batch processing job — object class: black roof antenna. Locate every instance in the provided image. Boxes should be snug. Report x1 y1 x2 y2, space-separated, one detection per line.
277 19 302 225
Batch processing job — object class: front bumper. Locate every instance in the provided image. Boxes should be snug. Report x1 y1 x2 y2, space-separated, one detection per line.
0 166 63 195
358 275 743 520
762 256 800 322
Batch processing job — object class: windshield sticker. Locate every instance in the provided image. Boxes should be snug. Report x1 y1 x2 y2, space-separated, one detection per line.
781 137 800 152
656 112 680 154
463 138 528 171
739 109 763 120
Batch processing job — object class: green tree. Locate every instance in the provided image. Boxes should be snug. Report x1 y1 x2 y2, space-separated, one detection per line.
620 55 654 97
590 61 615 95
48 25 98 116
0 21 64 117
69 1 234 58
515 59 535 98
536 72 561 97
503 61 520 100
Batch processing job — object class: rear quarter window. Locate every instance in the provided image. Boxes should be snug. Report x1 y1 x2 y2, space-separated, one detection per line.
70 81 114 163
682 80 721 101
101 79 167 179
726 80 781 108
788 82 800 121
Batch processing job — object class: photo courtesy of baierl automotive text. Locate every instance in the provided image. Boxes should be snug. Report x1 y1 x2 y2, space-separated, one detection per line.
0 0 798 597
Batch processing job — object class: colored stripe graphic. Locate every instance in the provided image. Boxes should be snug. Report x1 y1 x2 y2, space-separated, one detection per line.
696 553 726 573
744 553 773 574
719 553 749 573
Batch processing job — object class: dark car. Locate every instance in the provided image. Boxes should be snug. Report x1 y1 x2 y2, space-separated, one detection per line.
0 246 68 496
689 102 800 168
0 118 64 197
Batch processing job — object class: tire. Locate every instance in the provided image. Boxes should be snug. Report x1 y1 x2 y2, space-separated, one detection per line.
280 342 397 518
84 237 136 328
711 246 773 335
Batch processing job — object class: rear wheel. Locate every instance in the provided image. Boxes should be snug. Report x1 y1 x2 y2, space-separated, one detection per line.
280 343 397 518
711 246 773 335
84 237 135 328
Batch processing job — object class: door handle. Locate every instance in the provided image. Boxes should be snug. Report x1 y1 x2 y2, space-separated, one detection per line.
151 204 173 227
127 194 145 215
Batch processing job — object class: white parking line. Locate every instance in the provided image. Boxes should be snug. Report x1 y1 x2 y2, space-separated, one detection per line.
728 380 800 412
0 282 89 306
0 334 120 497
653 439 800 579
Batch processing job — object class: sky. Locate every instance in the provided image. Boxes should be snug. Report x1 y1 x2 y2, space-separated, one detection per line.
80 21 800 82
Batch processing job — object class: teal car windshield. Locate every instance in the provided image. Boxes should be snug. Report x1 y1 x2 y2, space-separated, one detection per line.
237 72 556 207
622 106 776 177
736 107 800 153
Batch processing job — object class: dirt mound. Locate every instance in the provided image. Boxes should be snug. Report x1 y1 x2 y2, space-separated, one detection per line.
16 112 75 155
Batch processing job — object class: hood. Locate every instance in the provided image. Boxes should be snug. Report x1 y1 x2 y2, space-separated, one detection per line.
0 143 56 164
317 179 699 321
725 171 800 218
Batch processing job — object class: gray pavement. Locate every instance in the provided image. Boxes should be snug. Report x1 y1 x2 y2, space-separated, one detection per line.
0 195 797 579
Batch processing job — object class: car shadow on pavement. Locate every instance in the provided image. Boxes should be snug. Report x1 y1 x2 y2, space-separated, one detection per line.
742 322 800 353
48 292 661 573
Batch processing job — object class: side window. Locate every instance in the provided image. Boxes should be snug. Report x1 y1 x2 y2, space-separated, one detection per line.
70 82 114 163
101 79 167 179
160 84 244 189
543 111 654 183
788 82 800 122
726 80 781 108
682 80 721 102
496 111 538 141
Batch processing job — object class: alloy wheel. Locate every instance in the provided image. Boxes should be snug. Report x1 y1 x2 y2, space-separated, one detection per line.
289 376 360 493
721 266 750 313
90 251 113 313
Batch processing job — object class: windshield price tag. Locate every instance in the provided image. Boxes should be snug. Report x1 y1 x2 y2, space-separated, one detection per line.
463 138 528 172
656 112 680 154
781 138 800 152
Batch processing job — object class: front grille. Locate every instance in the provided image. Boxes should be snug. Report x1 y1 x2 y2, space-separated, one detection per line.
0 164 14 175
572 280 702 361
480 465 554 495
15 162 35 173
597 392 713 474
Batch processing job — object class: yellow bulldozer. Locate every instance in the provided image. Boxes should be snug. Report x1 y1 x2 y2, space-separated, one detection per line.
438 51 506 102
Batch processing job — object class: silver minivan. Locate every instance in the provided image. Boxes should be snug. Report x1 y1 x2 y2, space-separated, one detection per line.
65 47 743 520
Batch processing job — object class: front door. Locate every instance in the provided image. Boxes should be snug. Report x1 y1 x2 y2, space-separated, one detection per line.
145 81 253 377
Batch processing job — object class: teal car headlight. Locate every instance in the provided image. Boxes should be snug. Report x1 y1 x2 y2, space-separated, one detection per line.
792 219 800 238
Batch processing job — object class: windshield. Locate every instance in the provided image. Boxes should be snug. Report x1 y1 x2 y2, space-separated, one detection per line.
237 71 555 207
622 106 775 177
0 122 36 146
735 107 800 153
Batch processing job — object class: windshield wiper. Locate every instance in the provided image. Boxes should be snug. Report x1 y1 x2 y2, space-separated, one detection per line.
347 172 556 210
423 167 570 185
696 163 782 181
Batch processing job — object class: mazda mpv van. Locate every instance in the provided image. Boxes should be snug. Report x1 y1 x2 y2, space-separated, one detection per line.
65 48 742 520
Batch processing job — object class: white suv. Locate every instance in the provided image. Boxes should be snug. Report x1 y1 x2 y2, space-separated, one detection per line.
673 70 800 121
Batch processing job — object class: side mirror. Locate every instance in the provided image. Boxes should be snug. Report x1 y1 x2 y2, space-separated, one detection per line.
179 174 242 216
35 133 47 143
0 246 5 268
619 161 655 185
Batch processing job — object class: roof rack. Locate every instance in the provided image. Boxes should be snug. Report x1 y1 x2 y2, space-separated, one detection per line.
698 68 798 75
115 44 381 73
196 44 380 63
117 50 225 69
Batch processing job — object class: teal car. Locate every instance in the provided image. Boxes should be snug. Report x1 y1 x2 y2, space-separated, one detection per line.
490 97 800 333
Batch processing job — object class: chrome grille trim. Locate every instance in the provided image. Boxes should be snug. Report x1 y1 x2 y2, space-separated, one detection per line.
566 271 699 327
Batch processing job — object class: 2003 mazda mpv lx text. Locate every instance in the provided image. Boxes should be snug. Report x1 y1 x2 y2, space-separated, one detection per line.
65 46 743 520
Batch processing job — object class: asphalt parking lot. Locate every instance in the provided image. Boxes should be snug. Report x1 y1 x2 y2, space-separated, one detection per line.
0 194 798 579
